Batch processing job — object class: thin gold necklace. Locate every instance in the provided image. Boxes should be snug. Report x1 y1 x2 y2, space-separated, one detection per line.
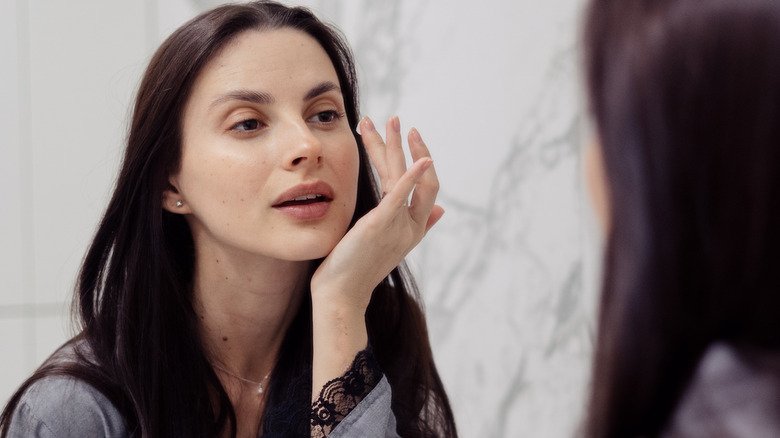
213 364 271 394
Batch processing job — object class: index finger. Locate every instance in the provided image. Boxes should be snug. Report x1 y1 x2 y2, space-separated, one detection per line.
358 116 389 185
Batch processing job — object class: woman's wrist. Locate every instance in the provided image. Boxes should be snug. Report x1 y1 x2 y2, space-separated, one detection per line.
310 289 370 401
311 281 372 312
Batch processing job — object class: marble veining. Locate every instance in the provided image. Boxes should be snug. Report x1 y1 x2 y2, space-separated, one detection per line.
0 1 596 436
290 1 594 436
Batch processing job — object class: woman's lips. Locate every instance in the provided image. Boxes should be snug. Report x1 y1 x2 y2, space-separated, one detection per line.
272 181 334 220
273 199 331 220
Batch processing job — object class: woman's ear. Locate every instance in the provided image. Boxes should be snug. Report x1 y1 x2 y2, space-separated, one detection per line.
584 137 610 233
162 176 191 214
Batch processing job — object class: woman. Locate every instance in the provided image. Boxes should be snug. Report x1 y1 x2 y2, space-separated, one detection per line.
582 0 780 436
0 2 457 437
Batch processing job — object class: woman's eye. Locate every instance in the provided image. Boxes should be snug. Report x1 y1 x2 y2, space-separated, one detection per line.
309 110 343 124
231 119 260 131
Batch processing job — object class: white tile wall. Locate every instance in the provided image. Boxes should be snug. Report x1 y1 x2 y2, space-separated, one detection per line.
1 0 151 403
1 1 600 436
27 1 149 305
1 0 27 309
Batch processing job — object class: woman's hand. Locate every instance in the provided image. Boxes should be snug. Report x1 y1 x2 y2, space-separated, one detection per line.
309 116 443 400
311 116 443 309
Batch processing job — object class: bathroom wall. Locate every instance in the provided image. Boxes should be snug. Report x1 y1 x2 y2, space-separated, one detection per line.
0 1 599 436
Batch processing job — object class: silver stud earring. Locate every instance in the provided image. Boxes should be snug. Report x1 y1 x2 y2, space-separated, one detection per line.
176 201 183 207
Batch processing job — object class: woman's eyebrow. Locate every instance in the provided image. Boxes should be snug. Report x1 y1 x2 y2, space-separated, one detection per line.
210 90 274 108
304 81 341 101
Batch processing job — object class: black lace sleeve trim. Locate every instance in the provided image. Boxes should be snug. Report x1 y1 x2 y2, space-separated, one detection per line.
310 348 383 437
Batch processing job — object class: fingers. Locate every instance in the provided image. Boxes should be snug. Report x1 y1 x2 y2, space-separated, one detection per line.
385 116 407 191
380 156 444 235
359 117 388 184
379 157 433 210
360 116 409 196
407 128 440 226
360 116 442 232
426 205 445 233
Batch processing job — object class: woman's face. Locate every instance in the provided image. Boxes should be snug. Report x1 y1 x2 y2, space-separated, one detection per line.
167 28 360 262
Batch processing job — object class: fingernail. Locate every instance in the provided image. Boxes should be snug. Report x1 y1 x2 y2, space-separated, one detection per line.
419 157 433 171
410 127 422 143
392 116 400 133
362 116 375 133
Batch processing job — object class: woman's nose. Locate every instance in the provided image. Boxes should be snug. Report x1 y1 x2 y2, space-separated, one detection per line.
282 121 323 169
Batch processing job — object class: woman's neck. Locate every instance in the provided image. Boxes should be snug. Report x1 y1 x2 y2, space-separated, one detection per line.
193 249 311 382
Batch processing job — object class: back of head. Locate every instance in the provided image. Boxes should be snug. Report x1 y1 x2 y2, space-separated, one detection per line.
583 0 780 436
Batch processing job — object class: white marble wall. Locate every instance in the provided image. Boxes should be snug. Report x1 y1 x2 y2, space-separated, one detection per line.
0 1 600 436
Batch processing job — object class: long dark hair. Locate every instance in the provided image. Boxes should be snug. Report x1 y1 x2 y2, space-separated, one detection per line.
583 0 780 436
0 2 456 437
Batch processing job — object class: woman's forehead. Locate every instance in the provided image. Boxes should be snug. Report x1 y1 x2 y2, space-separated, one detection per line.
193 29 340 97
